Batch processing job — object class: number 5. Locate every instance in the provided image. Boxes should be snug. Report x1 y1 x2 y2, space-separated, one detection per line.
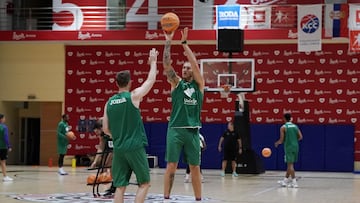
52 0 84 30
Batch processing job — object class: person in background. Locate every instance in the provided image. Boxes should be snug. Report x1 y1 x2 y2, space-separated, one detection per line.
57 114 70 175
162 27 205 201
0 114 13 182
90 119 115 196
218 121 242 177
184 133 206 183
102 48 158 203
275 113 303 188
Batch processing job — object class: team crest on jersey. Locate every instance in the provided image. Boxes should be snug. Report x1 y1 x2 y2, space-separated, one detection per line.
10 192 215 202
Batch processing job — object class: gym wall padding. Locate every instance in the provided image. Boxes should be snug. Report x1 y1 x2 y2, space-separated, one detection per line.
144 123 354 172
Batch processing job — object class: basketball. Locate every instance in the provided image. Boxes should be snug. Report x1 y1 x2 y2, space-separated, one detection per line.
99 172 112 183
262 147 272 158
160 12 180 33
87 174 97 184
66 131 76 140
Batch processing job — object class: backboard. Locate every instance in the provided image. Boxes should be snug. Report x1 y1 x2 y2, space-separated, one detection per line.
200 58 255 92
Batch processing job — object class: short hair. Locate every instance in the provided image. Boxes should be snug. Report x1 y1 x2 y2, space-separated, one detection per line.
116 70 131 87
0 114 4 119
93 121 102 130
62 114 68 119
284 113 291 122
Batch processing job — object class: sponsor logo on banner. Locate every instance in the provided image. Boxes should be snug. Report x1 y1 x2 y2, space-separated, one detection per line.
349 30 360 52
271 5 297 28
349 4 360 29
241 6 271 29
297 5 322 52
216 5 241 29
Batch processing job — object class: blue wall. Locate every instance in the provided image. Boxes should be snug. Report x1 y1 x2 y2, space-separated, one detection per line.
144 123 354 172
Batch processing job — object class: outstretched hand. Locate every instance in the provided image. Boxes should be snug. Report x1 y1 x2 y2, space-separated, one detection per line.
148 48 159 64
181 27 188 42
164 31 175 41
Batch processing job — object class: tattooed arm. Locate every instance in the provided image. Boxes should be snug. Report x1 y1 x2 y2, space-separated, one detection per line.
163 31 181 89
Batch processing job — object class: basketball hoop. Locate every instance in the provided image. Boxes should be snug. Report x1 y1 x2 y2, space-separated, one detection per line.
220 84 231 98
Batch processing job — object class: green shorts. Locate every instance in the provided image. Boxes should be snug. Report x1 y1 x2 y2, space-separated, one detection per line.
111 147 150 187
284 149 298 163
166 127 200 166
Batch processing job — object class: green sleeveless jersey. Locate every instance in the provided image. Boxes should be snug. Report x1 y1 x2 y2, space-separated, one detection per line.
283 122 299 151
106 92 148 152
169 80 203 128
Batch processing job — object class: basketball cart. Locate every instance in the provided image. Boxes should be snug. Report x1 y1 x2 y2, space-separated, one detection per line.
87 136 113 197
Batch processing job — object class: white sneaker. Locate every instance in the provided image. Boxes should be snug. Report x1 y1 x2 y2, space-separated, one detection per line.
3 176 13 182
58 168 68 175
290 179 298 188
184 174 190 183
277 178 289 187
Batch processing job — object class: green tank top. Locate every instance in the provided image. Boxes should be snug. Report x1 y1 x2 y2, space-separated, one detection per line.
169 80 203 128
106 92 148 152
283 122 299 151
0 124 6 149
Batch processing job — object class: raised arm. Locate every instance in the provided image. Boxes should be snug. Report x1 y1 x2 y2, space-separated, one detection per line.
181 27 205 93
131 48 158 108
163 31 181 89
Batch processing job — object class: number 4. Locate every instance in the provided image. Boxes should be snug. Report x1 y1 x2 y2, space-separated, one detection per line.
126 0 161 30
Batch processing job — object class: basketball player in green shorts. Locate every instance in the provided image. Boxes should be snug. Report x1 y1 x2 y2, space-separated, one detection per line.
275 113 303 188
163 27 205 201
102 48 158 203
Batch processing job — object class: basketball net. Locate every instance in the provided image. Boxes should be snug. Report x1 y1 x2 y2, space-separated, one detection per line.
220 84 231 98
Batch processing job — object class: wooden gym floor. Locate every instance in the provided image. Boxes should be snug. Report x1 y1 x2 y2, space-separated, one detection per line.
1 165 360 203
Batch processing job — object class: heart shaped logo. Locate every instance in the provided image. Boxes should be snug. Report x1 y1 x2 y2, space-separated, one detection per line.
80 134 85 139
319 117 325 123
274 50 280 55
213 51 219 56
125 51 130 56
109 60 115 65
80 78 86 83
257 78 263 83
67 107 73 112
336 109 342 114
305 69 311 75
337 69 343 75
273 108 279 114
226 117 232 122
138 59 144 65
351 118 357 123
273 89 279 94
226 97 232 103
153 108 159 113
67 89 73 94
304 89 311 94
138 78 144 83
96 89 101 93
352 98 357 103
67 52 73 56
257 98 263 103
304 109 310 114
257 59 263 64
352 58 358 64
109 78 115 83
96 107 102 112
81 60 86 65
243 51 249 56
167 97 172 102
319 59 326 64
288 98 294 103
319 98 325 103
288 59 294 64
96 70 102 75
256 117 262 122
337 89 342 95
67 70 73 75
80 97 86 102
154 89 159 94
96 51 102 56
337 50 343 55
80 115 85 120
352 78 358 83
288 78 294 83
274 69 280 75
213 108 218 113
319 78 325 83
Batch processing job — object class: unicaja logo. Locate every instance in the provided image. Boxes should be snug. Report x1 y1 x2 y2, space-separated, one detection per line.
300 14 319 34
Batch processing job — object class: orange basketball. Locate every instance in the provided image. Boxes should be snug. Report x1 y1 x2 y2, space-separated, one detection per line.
160 12 180 33
99 172 112 183
87 174 97 184
66 131 76 140
262 147 272 158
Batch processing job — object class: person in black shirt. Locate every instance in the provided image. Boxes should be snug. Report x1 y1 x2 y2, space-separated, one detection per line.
218 121 242 177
